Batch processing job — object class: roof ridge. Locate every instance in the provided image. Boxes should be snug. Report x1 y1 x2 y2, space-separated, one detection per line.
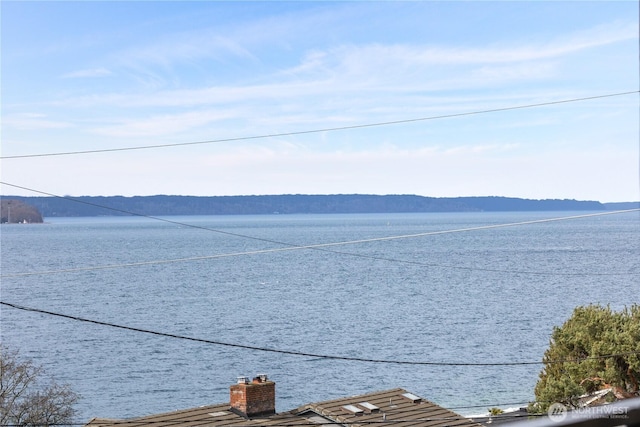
295 387 410 409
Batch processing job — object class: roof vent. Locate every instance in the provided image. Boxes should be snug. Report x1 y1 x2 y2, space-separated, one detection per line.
342 405 364 416
401 392 422 403
358 402 380 413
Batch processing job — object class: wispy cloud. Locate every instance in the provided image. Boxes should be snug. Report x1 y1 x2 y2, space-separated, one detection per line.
17 14 636 148
2 113 73 130
111 31 257 71
53 18 638 109
288 20 638 78
3 2 636 200
93 109 238 138
62 68 113 78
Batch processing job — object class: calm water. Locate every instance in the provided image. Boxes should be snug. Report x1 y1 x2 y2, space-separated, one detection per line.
1 211 638 422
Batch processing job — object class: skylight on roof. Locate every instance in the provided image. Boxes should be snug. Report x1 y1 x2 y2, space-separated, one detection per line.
342 405 364 416
358 402 380 413
401 393 422 403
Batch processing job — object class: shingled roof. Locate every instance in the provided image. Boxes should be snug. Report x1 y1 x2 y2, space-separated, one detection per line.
86 379 481 427
295 388 478 427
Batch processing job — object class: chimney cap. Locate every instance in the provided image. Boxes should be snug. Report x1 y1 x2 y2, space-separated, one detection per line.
254 374 268 383
237 376 250 384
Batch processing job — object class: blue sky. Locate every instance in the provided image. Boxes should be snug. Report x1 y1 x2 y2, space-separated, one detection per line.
1 1 638 202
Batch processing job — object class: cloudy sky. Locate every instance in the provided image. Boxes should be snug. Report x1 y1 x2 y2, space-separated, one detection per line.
1 1 638 202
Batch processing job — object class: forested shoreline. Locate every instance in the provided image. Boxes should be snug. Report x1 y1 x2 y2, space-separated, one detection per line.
2 194 629 218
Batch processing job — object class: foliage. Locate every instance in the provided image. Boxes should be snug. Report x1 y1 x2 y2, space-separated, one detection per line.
7 195 605 217
529 304 640 413
0 346 79 426
488 407 504 415
0 200 43 224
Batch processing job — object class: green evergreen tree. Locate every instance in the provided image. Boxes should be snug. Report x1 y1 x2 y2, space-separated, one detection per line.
530 305 640 413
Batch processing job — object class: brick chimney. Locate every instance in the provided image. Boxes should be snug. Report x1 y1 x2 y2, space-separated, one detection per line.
230 374 276 418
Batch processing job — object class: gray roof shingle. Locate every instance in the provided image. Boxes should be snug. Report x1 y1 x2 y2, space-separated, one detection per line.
86 388 481 427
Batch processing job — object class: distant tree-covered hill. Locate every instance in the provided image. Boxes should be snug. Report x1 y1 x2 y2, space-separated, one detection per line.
2 194 609 218
602 201 639 210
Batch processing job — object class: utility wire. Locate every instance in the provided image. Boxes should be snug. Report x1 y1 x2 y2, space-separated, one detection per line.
3 301 640 367
2 90 637 425
3 236 636 278
0 403 598 427
1 91 637 160
1 413 553 427
0 401 547 426
2 221 638 278
0 182 304 245
9 401 636 427
2 182 639 279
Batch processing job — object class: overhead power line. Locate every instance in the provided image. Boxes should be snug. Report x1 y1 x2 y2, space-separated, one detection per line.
0 413 553 427
0 401 610 427
0 181 303 244
3 301 640 367
1 182 639 279
1 91 637 160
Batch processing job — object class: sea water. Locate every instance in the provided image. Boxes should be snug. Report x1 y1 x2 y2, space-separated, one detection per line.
1 211 638 422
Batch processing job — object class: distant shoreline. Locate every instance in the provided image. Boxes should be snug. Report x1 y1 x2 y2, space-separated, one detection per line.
2 194 637 218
